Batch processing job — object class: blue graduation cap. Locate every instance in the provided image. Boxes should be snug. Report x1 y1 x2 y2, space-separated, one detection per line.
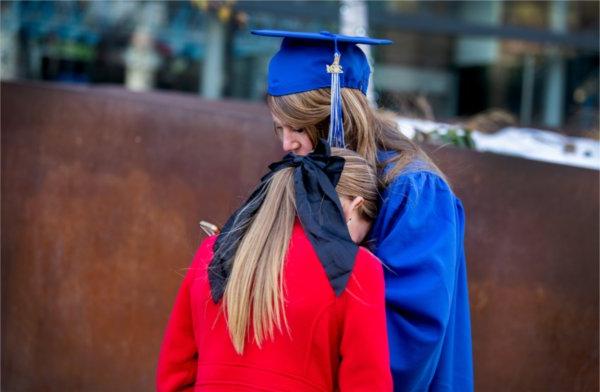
251 29 392 148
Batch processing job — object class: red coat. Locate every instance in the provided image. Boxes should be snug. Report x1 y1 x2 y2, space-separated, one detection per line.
157 221 392 391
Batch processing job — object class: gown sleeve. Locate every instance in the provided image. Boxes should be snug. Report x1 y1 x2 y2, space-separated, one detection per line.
337 248 393 391
373 171 464 391
156 236 216 392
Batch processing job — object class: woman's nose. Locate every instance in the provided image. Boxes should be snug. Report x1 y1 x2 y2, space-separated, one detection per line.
282 130 300 152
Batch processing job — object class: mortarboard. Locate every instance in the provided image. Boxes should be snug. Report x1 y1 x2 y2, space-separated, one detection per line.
251 29 392 148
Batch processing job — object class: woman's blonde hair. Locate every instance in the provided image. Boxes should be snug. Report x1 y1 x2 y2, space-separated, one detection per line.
223 148 378 354
267 88 444 185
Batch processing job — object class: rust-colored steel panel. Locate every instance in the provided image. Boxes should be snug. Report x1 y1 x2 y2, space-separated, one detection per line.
2 81 598 391
1 81 281 391
424 146 599 392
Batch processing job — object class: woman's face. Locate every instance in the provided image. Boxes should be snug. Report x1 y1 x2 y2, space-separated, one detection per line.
272 114 314 156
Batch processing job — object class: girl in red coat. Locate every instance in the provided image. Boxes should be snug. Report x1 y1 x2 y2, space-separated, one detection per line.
157 142 392 391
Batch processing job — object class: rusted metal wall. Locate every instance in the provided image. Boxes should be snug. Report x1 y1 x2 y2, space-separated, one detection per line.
2 81 598 391
425 145 599 391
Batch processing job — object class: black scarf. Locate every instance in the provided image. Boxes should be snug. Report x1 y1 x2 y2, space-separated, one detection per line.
208 140 358 302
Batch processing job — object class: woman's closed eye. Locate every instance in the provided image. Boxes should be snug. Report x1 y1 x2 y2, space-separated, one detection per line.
274 124 304 136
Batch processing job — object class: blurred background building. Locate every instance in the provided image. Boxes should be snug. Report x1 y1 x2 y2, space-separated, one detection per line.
1 0 598 138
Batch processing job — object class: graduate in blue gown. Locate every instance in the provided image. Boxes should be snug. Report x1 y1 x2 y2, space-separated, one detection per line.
371 159 473 391
253 29 473 391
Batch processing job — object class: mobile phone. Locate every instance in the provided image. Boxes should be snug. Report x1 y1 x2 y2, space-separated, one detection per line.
199 220 220 236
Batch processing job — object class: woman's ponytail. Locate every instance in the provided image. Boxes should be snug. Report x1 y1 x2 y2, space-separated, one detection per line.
223 168 295 354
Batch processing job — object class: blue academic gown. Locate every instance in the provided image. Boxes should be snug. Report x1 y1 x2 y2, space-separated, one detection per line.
370 159 474 392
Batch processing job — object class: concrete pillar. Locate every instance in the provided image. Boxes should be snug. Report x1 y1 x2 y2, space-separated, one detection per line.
0 2 20 80
201 15 225 99
520 54 535 125
340 0 375 105
454 1 503 66
123 28 161 92
123 2 165 92
542 0 568 128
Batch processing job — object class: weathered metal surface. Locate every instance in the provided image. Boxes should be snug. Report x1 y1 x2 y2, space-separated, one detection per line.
2 81 598 391
424 145 599 392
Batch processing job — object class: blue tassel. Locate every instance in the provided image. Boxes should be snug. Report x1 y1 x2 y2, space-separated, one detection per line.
327 43 345 148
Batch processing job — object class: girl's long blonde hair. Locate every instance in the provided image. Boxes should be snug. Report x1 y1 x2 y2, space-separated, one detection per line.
267 88 444 185
223 148 378 354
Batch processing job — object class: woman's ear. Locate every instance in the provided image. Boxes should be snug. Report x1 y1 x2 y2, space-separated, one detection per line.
341 196 364 222
349 196 364 215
